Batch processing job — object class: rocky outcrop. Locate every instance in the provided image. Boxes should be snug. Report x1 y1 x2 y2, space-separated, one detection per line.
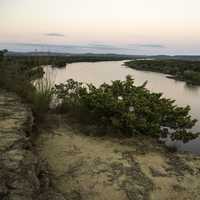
36 116 200 200
0 90 65 200
2 89 199 200
0 90 39 200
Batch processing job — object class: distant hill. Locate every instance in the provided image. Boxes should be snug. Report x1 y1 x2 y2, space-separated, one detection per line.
3 51 200 61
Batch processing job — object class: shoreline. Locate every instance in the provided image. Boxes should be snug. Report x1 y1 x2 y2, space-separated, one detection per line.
125 60 200 86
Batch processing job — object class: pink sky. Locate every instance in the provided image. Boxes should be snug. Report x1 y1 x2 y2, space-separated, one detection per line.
0 0 200 54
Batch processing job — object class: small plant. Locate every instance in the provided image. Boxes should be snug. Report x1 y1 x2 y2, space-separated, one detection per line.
32 70 54 120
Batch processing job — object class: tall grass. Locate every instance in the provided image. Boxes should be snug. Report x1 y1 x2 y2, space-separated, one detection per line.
32 69 55 120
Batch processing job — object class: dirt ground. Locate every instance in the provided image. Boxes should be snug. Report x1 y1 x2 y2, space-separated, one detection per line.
36 116 200 200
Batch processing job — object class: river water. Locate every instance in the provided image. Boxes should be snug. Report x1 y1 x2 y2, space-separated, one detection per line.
44 60 200 154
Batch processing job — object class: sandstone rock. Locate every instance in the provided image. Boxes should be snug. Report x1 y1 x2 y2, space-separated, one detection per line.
0 90 39 200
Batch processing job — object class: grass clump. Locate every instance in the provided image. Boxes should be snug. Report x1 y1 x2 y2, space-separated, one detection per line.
32 72 54 121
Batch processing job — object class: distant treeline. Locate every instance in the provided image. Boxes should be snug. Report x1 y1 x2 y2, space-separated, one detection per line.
125 60 200 85
4 54 134 68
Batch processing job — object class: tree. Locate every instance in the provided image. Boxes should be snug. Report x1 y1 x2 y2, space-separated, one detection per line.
0 49 8 61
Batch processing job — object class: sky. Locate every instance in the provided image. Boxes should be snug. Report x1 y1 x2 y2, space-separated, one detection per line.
0 0 200 55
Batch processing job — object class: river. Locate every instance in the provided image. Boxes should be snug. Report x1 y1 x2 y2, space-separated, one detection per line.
44 60 200 154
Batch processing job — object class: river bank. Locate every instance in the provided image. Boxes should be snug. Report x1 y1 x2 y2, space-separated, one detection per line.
125 60 200 86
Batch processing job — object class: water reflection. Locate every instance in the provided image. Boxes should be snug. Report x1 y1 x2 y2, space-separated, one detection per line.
184 83 200 94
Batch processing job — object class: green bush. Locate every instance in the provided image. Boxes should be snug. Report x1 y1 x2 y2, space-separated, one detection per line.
0 57 53 121
55 76 198 139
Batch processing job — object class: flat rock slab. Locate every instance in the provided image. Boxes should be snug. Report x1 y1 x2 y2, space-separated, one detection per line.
36 120 200 200
0 90 39 200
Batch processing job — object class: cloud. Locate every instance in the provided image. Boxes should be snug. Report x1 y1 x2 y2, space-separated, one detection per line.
88 45 120 51
139 44 165 48
45 33 65 37
88 44 116 48
128 44 165 48
87 43 132 51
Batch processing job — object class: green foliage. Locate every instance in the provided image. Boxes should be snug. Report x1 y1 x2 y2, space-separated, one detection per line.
125 60 200 85
31 76 54 120
0 61 34 99
7 54 132 68
0 55 52 121
0 49 8 61
183 70 200 84
0 54 198 141
55 76 198 139
0 52 132 122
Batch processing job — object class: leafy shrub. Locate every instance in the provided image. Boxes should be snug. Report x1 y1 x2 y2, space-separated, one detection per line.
55 76 198 139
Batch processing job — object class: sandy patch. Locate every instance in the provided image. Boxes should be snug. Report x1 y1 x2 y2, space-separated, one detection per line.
36 122 200 200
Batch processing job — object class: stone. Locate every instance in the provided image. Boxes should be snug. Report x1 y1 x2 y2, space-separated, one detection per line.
0 90 40 200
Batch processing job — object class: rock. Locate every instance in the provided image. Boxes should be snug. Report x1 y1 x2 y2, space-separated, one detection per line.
0 90 66 199
0 90 39 200
39 189 66 200
149 167 168 177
